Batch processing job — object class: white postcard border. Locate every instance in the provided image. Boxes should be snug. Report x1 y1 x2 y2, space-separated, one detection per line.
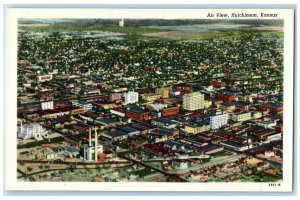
5 8 295 192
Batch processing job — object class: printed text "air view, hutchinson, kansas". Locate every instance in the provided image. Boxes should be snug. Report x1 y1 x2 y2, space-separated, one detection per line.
207 13 278 18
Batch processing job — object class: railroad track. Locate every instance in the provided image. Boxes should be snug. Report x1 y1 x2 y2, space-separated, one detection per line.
17 159 131 165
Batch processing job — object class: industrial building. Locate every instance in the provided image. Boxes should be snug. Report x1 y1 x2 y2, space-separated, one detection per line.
18 122 48 140
83 128 103 162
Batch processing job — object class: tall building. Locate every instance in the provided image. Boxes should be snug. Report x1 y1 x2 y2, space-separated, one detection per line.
124 91 139 104
182 92 204 111
210 112 229 130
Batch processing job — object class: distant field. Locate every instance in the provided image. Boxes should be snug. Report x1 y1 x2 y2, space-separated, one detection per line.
18 24 283 41
18 24 170 34
144 30 283 40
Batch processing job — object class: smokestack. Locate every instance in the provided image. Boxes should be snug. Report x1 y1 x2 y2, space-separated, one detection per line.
20 120 23 133
94 127 98 162
89 128 91 146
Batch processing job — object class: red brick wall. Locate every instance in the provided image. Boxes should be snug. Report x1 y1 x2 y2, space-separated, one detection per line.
125 110 149 121
218 94 236 103
161 107 180 117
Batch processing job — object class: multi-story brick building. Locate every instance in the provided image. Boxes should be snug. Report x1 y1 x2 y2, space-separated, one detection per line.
259 103 283 114
218 91 236 103
125 108 149 121
161 106 180 117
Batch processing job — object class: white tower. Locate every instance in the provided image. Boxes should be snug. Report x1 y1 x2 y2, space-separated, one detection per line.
119 19 125 27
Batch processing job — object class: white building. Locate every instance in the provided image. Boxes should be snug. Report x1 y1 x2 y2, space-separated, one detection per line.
41 100 54 110
265 133 282 142
171 91 181 96
17 118 23 133
110 109 125 117
182 92 204 111
257 118 277 129
147 103 167 111
46 152 58 160
232 112 251 122
124 91 139 104
172 161 188 169
18 123 48 140
210 112 229 130
202 85 213 92
220 141 252 152
72 100 93 111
